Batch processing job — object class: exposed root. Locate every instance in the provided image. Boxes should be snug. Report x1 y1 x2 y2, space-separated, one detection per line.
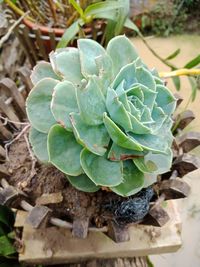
5 124 30 161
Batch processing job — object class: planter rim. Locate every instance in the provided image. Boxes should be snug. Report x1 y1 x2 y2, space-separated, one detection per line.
23 18 94 37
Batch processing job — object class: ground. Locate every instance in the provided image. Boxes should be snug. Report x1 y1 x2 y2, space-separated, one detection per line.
130 35 200 267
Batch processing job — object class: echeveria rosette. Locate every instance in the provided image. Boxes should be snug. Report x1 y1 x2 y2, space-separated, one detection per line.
26 35 176 197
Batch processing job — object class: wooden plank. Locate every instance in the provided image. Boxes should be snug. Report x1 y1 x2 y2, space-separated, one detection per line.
0 97 21 129
19 200 182 265
33 27 48 61
0 145 6 158
0 120 12 139
0 78 26 117
18 67 33 94
19 24 39 63
49 29 56 51
13 25 35 67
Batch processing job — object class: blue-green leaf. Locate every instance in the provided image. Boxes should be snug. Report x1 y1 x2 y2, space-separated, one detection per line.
80 148 123 187
48 125 83 176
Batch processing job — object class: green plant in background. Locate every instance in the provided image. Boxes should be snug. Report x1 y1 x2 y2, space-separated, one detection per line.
57 0 136 48
26 35 176 196
0 205 20 267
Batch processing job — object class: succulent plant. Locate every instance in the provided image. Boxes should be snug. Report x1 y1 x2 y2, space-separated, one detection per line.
26 35 176 196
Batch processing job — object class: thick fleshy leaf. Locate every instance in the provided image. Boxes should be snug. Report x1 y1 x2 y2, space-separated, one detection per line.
112 62 137 90
111 160 144 196
108 143 146 161
115 81 131 111
156 85 176 115
26 78 58 133
78 39 106 77
67 174 100 193
51 81 79 131
128 132 169 153
103 113 143 151
29 127 49 162
70 112 110 156
48 125 83 176
133 157 157 173
106 87 132 130
95 54 113 95
150 106 166 133
76 77 106 125
80 148 123 186
144 173 157 187
136 67 156 91
129 112 151 134
50 48 83 85
135 148 173 175
107 35 139 76
30 61 60 86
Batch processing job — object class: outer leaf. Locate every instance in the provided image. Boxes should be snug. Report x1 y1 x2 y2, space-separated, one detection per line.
108 143 146 161
184 54 200 69
107 35 139 76
57 19 83 48
95 54 113 95
84 1 123 17
51 81 79 130
76 77 106 125
50 48 83 85
114 0 129 36
156 85 176 115
172 76 181 91
78 38 106 77
70 112 110 156
128 131 169 153
0 236 16 256
165 48 181 60
111 160 144 196
80 148 123 186
30 61 60 86
48 125 83 176
29 127 49 162
133 157 157 173
143 173 157 188
26 78 58 133
67 174 100 193
69 0 84 17
124 17 139 33
103 112 143 151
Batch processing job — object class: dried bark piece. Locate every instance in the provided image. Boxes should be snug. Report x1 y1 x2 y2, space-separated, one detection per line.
72 217 89 239
36 192 63 206
107 220 130 243
143 205 170 227
172 153 200 177
175 110 195 130
174 93 183 108
158 178 190 199
0 165 10 177
26 205 52 229
177 132 200 153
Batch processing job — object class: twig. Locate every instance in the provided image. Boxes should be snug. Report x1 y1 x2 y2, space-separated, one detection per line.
24 133 37 184
0 115 29 126
159 68 200 78
5 124 30 161
0 11 30 49
4 0 33 21
138 33 177 70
